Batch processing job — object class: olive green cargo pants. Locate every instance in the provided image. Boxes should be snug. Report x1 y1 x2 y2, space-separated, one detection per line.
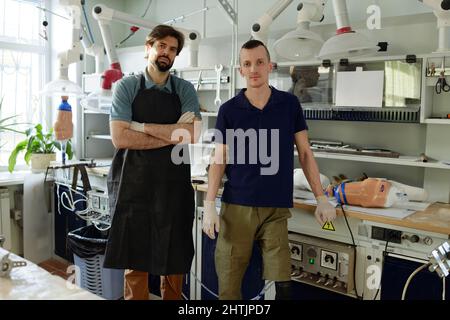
215 202 292 300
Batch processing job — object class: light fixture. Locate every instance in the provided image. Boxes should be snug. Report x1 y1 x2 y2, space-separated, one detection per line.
318 0 378 60
274 1 325 60
41 0 85 97
274 23 323 60
318 31 378 60
40 78 84 97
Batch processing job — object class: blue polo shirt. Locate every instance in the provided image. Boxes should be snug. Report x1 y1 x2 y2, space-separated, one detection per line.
214 87 308 208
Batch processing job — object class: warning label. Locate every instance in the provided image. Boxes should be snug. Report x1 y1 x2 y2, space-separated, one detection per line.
322 221 336 231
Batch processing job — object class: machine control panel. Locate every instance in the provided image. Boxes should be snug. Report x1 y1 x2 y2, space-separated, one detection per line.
369 225 436 247
289 232 355 295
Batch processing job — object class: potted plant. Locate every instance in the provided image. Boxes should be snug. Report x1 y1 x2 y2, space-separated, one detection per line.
8 123 73 173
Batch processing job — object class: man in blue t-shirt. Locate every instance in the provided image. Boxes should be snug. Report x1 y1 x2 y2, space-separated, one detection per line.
202 40 336 300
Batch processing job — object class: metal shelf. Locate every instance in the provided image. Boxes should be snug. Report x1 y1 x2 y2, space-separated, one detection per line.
423 119 450 125
200 112 218 117
89 134 112 140
83 109 110 115
293 151 450 170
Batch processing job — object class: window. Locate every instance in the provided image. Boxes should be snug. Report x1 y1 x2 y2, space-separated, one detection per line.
0 0 47 168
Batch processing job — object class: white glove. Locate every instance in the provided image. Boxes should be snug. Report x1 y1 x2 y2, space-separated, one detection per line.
314 195 337 226
177 112 195 124
129 121 145 133
202 200 220 239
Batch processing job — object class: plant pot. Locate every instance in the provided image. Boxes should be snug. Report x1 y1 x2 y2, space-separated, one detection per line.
30 153 56 173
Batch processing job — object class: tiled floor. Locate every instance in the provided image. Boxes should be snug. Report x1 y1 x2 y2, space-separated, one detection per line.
38 259 72 280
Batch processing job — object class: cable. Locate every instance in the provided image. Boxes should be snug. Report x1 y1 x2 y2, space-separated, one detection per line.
117 28 139 47
340 204 362 300
56 183 111 231
141 0 152 18
188 270 218 299
401 263 431 300
116 0 152 47
186 269 274 300
251 281 275 300
341 204 356 245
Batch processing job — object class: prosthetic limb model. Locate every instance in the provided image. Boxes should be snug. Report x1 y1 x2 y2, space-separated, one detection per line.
325 178 428 208
325 178 399 208
53 96 73 164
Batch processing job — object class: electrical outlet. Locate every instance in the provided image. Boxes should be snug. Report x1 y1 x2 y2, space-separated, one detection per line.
289 242 302 261
371 226 402 244
321 250 338 270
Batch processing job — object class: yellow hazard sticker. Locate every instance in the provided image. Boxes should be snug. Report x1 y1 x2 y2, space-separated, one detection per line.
322 221 335 231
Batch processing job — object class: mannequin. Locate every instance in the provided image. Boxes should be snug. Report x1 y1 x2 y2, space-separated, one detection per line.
325 178 428 208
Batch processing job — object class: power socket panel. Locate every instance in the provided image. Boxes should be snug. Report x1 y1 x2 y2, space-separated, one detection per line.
320 250 338 270
289 242 302 261
371 226 402 244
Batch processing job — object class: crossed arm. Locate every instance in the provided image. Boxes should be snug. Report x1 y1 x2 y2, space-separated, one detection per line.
143 119 202 145
110 117 202 150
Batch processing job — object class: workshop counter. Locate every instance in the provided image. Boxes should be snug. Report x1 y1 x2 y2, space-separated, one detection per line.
194 183 450 236
0 248 103 300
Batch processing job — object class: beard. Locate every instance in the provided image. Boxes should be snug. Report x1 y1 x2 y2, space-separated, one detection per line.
155 56 173 72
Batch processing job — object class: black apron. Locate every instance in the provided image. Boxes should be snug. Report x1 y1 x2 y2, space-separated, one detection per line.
103 75 195 275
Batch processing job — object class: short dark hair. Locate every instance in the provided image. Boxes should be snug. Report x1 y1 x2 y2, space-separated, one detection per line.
145 25 185 56
240 39 271 63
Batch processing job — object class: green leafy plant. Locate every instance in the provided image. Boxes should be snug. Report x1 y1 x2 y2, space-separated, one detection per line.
8 123 73 172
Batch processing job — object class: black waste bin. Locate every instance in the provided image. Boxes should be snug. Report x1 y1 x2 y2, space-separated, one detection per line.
67 225 124 300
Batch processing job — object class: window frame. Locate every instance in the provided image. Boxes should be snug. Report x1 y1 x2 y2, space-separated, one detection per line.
0 0 51 172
